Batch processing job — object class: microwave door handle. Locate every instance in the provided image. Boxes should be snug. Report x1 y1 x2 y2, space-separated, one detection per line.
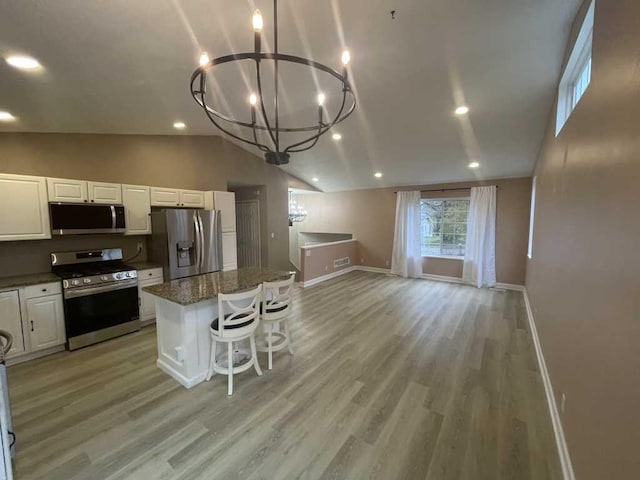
110 205 116 231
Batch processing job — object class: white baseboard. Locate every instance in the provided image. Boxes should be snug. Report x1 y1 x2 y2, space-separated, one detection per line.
496 282 525 291
356 266 391 274
523 289 575 480
5 344 66 366
300 266 357 287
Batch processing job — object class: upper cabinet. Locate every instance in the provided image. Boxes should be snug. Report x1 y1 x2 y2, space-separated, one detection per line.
47 177 88 203
87 181 122 204
122 184 151 235
0 173 51 241
213 191 237 232
150 187 204 208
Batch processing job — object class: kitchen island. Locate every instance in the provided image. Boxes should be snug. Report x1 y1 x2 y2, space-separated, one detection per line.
143 267 292 388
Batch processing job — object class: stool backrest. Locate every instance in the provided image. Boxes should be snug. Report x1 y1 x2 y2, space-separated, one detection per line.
262 274 295 318
217 284 262 337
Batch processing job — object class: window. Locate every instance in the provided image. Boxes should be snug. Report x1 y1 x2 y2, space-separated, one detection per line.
556 0 595 135
420 198 470 257
528 177 537 259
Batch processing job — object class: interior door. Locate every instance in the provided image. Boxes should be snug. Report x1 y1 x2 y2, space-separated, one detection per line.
236 200 261 268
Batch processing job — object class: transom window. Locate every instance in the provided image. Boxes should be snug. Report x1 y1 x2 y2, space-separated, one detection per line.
420 198 470 258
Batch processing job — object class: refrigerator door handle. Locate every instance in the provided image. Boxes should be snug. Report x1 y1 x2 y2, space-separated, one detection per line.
199 213 206 271
193 212 201 273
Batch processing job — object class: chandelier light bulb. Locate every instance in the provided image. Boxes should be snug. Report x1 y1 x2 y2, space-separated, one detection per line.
252 10 264 31
317 93 325 106
249 93 258 106
199 52 210 67
341 49 351 66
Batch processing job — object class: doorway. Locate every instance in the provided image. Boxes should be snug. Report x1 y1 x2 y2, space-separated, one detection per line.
235 199 262 268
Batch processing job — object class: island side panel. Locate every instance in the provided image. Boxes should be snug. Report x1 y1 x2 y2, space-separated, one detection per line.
154 296 218 388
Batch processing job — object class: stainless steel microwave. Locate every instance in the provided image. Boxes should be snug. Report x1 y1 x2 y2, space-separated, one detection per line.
49 203 126 235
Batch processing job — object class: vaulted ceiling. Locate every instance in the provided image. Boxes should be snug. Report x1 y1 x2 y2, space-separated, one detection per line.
0 0 581 191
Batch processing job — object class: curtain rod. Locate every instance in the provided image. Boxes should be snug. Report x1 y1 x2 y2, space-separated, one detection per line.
393 186 498 194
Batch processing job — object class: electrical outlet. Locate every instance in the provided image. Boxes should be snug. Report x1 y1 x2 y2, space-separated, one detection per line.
306 250 311 257
136 242 144 252
271 232 275 239
560 393 566 414
385 260 390 266
325 265 328 271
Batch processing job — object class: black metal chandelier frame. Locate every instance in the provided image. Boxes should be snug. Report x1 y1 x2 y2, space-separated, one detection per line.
190 0 356 165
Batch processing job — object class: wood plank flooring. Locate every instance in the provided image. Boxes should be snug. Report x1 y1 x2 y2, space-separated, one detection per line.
8 271 562 479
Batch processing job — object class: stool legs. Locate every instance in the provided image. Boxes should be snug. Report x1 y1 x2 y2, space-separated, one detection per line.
284 320 294 355
227 342 234 396
250 335 262 376
267 324 273 370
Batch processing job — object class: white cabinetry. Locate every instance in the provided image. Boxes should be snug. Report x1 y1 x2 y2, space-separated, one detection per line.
0 174 51 241
87 181 122 204
46 177 88 203
0 291 25 357
150 187 205 208
208 191 238 271
23 282 66 352
122 184 151 235
137 268 163 325
222 232 238 271
25 295 65 351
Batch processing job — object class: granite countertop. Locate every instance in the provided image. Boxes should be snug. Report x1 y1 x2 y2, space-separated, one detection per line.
143 267 293 306
0 272 61 290
128 261 163 271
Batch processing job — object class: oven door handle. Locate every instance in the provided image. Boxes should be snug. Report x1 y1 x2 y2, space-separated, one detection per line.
64 280 138 299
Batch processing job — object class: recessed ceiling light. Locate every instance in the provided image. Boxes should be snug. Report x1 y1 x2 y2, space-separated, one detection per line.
0 111 16 122
468 161 480 168
455 106 469 115
173 121 186 130
332 133 342 140
6 55 41 70
312 177 319 182
374 172 383 178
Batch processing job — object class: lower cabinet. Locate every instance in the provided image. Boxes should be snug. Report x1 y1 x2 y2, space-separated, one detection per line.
138 268 163 325
222 231 238 271
0 290 26 357
25 295 65 351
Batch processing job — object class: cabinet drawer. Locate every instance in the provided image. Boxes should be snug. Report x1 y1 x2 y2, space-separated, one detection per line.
138 268 163 281
24 282 62 299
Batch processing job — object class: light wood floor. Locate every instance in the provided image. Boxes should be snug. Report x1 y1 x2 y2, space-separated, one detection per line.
8 271 561 480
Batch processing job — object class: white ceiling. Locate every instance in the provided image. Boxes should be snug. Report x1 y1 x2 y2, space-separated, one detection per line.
0 0 581 191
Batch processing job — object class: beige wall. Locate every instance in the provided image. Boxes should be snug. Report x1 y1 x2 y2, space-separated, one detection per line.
0 133 293 275
294 177 531 285
526 1 640 478
300 240 357 282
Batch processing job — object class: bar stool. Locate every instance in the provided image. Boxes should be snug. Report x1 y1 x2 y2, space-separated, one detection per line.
258 274 295 370
206 284 263 395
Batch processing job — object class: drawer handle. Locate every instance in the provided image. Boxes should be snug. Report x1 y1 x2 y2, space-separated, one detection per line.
148 273 153 276
30 320 34 332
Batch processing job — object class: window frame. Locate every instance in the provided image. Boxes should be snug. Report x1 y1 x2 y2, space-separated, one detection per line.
555 0 595 136
420 196 470 260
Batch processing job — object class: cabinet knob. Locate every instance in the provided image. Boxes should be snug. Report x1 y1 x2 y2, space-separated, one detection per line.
41 288 47 292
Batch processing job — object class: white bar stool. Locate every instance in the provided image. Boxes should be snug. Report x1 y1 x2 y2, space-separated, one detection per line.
206 284 263 395
258 274 295 370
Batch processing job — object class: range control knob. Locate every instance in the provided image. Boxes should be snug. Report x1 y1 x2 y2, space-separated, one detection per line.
115 273 122 280
72 279 80 286
100 275 109 281
83 278 92 284
124 272 130 278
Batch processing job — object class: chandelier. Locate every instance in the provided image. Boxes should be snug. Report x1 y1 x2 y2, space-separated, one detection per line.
190 0 356 166
288 193 307 226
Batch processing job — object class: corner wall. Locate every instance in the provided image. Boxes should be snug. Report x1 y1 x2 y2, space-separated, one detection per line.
525 1 640 478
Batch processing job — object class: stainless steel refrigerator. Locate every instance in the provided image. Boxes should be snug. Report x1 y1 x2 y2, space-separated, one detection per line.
150 209 223 280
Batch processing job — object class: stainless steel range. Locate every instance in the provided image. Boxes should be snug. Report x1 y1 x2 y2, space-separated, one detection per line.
51 248 140 350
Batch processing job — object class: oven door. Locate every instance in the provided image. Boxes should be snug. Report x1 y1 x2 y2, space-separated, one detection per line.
63 280 140 350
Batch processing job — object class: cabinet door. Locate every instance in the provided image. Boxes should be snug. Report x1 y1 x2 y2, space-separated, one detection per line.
0 174 51 241
26 295 65 351
179 190 205 208
0 291 25 357
88 181 122 204
138 276 163 322
213 191 237 232
122 184 151 235
222 231 238 271
46 178 88 203
150 187 180 207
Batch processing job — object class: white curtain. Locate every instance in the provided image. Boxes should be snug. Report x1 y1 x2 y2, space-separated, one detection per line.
463 186 497 288
391 191 422 278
